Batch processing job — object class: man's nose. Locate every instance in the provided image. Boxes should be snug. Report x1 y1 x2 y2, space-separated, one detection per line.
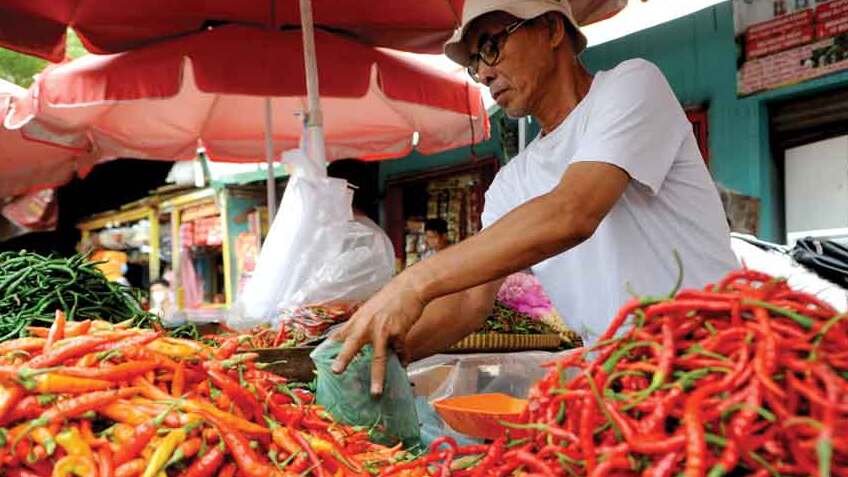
478 62 497 87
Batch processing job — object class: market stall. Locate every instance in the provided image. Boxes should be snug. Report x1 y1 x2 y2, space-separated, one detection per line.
77 200 162 288
385 158 499 270
76 183 268 315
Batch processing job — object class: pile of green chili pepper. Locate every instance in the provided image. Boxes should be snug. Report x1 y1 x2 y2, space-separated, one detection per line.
479 302 558 336
0 251 158 340
384 269 847 476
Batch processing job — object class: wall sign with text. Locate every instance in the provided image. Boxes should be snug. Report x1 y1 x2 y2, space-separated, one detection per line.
735 0 848 95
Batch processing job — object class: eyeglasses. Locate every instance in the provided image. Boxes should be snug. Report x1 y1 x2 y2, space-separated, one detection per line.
466 18 532 83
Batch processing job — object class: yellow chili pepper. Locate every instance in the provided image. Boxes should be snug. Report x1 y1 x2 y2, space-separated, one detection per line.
301 432 362 472
31 426 57 456
141 428 186 477
272 427 301 454
91 320 118 331
55 427 92 458
51 455 97 477
302 433 334 454
146 338 207 359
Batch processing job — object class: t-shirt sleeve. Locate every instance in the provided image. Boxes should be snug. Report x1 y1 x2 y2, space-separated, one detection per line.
572 59 690 195
481 166 514 229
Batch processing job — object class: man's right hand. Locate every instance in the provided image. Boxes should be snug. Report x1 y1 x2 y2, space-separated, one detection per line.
331 273 426 396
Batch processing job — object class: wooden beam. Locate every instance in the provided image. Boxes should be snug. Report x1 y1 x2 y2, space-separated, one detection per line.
219 190 233 307
77 206 153 231
148 209 160 280
159 189 217 212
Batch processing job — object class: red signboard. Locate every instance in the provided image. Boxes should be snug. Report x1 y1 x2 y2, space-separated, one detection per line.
735 0 848 96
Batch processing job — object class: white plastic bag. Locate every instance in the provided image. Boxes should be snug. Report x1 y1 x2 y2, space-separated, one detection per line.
730 234 848 312
229 149 394 330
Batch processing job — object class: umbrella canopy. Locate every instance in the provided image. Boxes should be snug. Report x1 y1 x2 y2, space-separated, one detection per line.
0 79 96 198
6 25 489 163
0 0 627 62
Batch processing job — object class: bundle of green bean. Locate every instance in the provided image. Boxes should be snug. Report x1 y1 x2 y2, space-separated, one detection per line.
0 250 159 341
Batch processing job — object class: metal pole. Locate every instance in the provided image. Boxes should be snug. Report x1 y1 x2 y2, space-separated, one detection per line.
264 0 278 224
264 98 277 222
518 117 527 153
299 0 326 165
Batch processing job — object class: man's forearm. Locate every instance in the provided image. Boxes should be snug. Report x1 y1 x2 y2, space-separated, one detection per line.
403 162 630 306
406 291 491 361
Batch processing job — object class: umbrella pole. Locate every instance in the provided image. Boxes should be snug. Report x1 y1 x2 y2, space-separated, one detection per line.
299 0 326 166
264 97 277 223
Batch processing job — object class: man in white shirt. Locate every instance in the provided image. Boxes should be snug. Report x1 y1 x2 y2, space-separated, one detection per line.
333 0 738 394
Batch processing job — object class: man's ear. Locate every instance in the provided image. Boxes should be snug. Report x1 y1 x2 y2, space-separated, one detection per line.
544 12 567 50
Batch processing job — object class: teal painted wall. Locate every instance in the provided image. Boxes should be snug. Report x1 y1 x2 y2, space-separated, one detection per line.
223 189 262 300
582 1 848 242
378 110 506 189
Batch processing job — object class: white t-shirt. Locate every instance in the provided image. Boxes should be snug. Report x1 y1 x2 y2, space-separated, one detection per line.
481 59 739 343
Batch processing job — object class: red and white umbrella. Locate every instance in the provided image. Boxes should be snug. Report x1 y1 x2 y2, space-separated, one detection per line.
1 0 627 210
6 25 488 163
0 79 96 198
0 0 625 61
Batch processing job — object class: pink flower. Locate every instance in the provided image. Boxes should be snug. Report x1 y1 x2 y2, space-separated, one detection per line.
497 273 554 320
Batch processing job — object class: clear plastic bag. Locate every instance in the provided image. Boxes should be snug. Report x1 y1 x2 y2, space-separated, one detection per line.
229 150 394 330
407 349 582 446
289 215 394 307
311 340 421 448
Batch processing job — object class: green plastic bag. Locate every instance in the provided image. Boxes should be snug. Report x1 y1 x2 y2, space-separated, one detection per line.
311 339 421 448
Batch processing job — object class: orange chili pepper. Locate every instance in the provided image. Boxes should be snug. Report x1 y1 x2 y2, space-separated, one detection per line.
33 374 114 394
57 361 159 382
76 353 99 368
115 458 146 477
25 327 50 338
100 402 151 426
0 382 24 423
0 337 47 355
133 378 269 436
98 446 115 477
44 310 67 352
171 361 185 398
111 423 136 444
65 320 92 338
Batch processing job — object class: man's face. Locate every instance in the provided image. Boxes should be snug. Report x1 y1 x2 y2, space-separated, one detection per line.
464 12 562 117
425 230 447 250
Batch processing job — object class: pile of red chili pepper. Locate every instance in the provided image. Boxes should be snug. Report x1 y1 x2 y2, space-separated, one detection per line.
205 304 357 349
0 312 408 477
384 269 848 476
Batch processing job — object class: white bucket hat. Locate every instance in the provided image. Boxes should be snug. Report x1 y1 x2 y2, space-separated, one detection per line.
444 0 588 67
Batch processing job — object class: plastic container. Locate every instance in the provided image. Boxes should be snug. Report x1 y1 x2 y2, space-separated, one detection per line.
434 393 528 440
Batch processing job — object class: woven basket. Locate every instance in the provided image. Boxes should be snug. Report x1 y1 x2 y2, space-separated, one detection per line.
448 333 563 353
